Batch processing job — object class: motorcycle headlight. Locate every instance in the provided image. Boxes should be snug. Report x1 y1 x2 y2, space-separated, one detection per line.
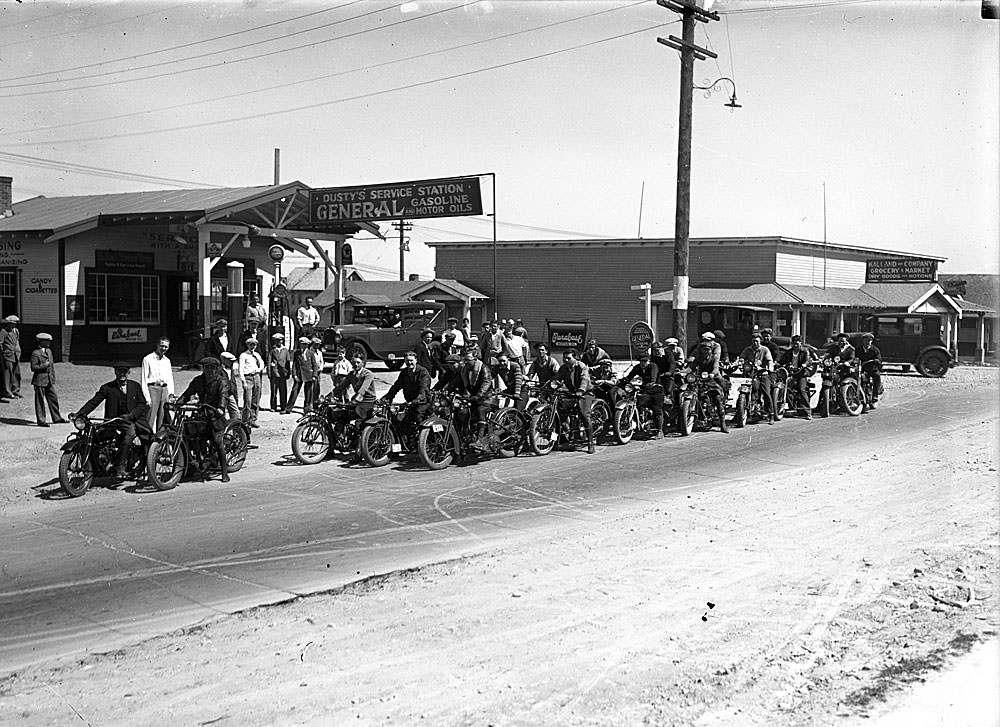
685 372 696 384
823 357 832 366
73 416 87 431
700 371 709 380
625 383 634 393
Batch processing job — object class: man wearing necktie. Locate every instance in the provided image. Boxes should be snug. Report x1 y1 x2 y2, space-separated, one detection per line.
30 332 66 426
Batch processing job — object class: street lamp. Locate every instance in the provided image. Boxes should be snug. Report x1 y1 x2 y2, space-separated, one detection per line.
693 77 741 109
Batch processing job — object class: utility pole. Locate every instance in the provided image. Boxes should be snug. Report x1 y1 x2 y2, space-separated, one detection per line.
391 220 412 281
656 0 718 353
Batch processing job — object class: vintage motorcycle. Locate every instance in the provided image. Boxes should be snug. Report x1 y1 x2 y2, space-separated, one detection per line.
731 360 783 427
356 392 454 467
417 393 526 470
291 394 362 465
526 380 611 455
776 361 819 417
860 359 884 410
57 415 152 498
146 402 250 490
611 382 663 444
816 356 864 418
677 367 730 436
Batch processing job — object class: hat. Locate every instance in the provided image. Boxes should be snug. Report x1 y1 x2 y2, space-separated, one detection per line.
220 352 237 362
761 328 773 335
861 332 875 340
215 318 228 326
514 327 526 336
713 329 726 340
3 314 18 323
653 341 665 348
421 328 435 337
310 337 322 344
700 331 715 340
36 332 52 341
245 337 257 345
751 332 762 340
835 331 850 340
638 351 650 360
112 361 132 369
444 354 461 363
298 336 310 344
665 337 679 345
271 332 284 339
199 356 221 367
790 334 802 342
587 339 598 346
447 317 458 323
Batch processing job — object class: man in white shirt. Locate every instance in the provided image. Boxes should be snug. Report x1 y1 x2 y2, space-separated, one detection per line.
238 337 266 427
140 336 175 431
296 297 321 339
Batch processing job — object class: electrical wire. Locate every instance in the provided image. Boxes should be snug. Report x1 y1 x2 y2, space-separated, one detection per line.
0 150 222 188
6 1 645 137
0 1 456 93
717 0 880 14
0 18 679 148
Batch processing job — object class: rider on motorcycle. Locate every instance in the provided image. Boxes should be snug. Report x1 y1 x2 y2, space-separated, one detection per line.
494 352 525 410
331 352 379 421
617 350 664 439
856 332 883 410
433 353 463 392
381 351 432 427
458 348 496 442
581 339 612 368
827 332 856 362
176 356 231 483
557 348 596 454
74 361 150 477
651 340 679 417
738 332 776 425
690 331 729 434
778 334 817 419
522 343 560 408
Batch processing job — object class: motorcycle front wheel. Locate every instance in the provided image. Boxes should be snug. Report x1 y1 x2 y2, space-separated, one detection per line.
734 393 749 428
590 400 610 444
839 381 863 416
613 405 636 445
818 388 831 418
58 449 93 498
225 423 249 472
291 419 331 465
359 421 393 467
146 439 186 491
772 385 786 421
493 408 525 458
527 408 558 456
679 398 695 436
417 426 458 470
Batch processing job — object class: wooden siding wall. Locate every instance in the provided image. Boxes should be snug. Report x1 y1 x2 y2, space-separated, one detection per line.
435 245 673 350
775 250 867 288
688 245 776 285
1 236 60 327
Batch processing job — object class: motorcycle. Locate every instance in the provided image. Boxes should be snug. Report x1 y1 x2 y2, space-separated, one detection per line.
731 360 782 428
776 361 819 418
291 394 362 465
611 382 663 444
146 403 250 490
860 359 884 410
677 367 729 436
526 380 611 455
57 415 152 498
417 393 525 470
356 393 450 467
816 356 864 417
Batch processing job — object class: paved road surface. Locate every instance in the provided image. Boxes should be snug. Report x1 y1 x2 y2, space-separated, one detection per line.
0 379 982 673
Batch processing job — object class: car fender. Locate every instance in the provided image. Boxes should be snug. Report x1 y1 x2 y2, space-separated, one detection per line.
917 344 953 365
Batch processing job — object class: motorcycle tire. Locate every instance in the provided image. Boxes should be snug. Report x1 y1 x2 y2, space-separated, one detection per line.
58 450 93 498
493 408 525 459
224 423 250 472
840 382 864 417
590 400 610 445
417 425 459 470
527 409 558 456
734 394 748 428
772 386 786 421
613 405 636 445
679 398 695 436
146 439 186 491
359 421 394 467
818 388 830 418
291 419 331 465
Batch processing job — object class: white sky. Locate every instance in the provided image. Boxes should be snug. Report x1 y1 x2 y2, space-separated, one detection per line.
1 0 997 277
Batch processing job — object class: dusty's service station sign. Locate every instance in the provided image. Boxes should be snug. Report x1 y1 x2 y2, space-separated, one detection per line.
309 176 483 223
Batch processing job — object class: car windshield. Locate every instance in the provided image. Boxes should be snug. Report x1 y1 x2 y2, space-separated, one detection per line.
350 305 442 329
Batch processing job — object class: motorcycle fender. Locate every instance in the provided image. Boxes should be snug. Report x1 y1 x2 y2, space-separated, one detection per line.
614 401 630 411
150 430 175 443
60 438 82 453
421 416 449 433
364 414 390 426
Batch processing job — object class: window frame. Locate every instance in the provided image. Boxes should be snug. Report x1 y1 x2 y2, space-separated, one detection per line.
85 269 161 325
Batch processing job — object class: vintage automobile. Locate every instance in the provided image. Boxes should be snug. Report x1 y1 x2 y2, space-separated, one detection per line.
856 314 953 377
321 301 447 370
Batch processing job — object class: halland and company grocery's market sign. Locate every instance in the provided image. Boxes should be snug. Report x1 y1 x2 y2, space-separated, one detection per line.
308 176 483 223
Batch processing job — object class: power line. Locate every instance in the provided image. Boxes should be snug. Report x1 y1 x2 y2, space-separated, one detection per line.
0 1 458 94
718 0 880 14
0 0 374 86
1 18 679 149
5 1 645 138
0 151 223 188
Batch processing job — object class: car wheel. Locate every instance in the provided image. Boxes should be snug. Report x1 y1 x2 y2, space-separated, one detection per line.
916 349 949 378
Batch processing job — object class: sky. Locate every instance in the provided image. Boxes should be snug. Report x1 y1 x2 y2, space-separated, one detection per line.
1 0 997 279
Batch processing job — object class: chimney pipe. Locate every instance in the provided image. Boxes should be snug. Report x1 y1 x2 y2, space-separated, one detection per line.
0 176 13 217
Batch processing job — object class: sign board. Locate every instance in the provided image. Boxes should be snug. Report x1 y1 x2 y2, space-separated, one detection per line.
95 250 154 272
308 176 483 223
342 243 353 267
267 244 285 263
547 320 588 350
628 321 655 361
207 242 224 257
866 258 938 283
107 327 147 344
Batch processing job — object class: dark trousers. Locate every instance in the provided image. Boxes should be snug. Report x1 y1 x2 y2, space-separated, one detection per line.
303 380 319 412
0 361 12 398
793 373 811 408
34 384 62 423
752 373 774 416
269 376 288 412
637 388 665 431
286 378 302 412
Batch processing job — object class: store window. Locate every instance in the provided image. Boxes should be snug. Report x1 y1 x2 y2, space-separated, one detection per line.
86 271 159 324
0 269 16 319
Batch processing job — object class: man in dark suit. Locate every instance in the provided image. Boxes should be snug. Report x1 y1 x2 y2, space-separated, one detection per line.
204 319 236 359
75 362 150 476
557 348 596 453
177 357 231 483
458 348 495 441
416 329 443 380
30 332 66 426
381 351 432 428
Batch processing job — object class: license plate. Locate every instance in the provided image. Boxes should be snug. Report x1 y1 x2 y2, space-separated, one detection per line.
432 423 444 432
739 385 751 394
391 444 402 453
549 433 559 442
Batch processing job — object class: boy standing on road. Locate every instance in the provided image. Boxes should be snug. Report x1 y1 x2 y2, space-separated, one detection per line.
30 332 66 427
1 315 22 400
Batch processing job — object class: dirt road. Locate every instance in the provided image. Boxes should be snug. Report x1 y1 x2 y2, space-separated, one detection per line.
1 367 997 726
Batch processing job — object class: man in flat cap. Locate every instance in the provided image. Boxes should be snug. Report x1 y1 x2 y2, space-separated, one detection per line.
690 331 728 433
1 314 22 401
30 331 67 426
283 336 312 414
176 356 230 482
238 336 265 427
205 318 236 359
75 362 149 477
268 332 291 414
